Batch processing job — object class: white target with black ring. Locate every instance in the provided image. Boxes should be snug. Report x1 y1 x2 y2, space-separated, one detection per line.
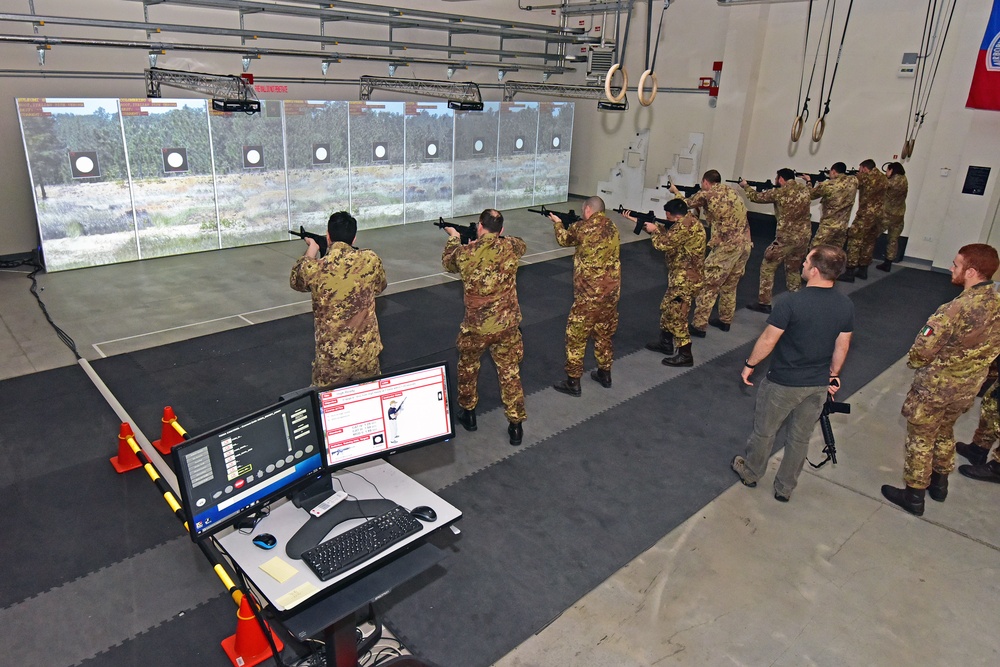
162 147 189 173
69 151 100 179
243 145 264 169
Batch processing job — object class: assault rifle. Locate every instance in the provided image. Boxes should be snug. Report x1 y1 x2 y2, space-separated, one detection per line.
289 225 328 257
615 205 669 236
434 217 478 245
669 182 701 197
809 395 851 468
796 169 830 184
728 178 776 192
529 205 581 229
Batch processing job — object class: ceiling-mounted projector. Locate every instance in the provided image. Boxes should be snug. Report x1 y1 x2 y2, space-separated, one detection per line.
447 100 484 111
211 98 261 114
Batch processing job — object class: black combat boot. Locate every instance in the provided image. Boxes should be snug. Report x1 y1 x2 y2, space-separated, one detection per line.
876 260 892 272
688 324 707 338
746 302 772 314
928 471 948 502
856 264 869 280
881 484 925 516
662 343 694 367
708 317 731 332
457 408 477 432
553 376 582 397
956 442 989 465
837 267 857 283
507 422 523 446
591 368 612 388
959 460 1000 484
645 330 674 355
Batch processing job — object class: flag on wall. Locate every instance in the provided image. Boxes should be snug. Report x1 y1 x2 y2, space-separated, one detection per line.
967 0 1000 111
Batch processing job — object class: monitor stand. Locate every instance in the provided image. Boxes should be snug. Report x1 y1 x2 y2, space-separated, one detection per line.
285 498 398 560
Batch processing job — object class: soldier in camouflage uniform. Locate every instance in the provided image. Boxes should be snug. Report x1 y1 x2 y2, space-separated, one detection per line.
290 211 386 388
955 356 1000 471
742 168 812 313
442 209 527 446
841 159 888 281
551 196 622 397
876 162 909 272
804 162 858 252
671 170 751 336
623 198 705 367
883 244 1000 515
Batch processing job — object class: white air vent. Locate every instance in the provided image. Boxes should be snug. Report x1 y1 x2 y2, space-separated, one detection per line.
587 45 615 80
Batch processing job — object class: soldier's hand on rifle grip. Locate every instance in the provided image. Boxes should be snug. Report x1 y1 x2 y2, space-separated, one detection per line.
643 221 657 235
829 375 841 396
305 237 321 259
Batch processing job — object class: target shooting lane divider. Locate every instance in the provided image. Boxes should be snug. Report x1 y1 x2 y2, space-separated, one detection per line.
111 421 283 667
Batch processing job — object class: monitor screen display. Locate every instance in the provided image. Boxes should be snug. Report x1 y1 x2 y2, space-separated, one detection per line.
173 393 324 540
316 362 454 470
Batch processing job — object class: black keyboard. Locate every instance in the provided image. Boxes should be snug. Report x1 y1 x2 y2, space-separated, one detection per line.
301 505 423 581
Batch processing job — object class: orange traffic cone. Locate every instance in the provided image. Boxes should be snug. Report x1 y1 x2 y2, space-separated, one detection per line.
152 406 185 455
110 422 142 473
221 595 284 667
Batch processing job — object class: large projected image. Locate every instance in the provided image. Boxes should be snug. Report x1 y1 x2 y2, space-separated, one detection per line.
497 102 539 211
349 102 404 229
284 101 350 232
209 100 288 248
121 98 219 258
18 99 136 271
18 97 573 272
404 102 454 222
454 102 499 217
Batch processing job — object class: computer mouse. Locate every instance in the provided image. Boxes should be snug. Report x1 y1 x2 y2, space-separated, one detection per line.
410 505 437 522
252 533 277 550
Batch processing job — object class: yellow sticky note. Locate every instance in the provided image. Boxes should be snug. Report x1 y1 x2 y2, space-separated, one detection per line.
278 582 319 609
259 557 298 584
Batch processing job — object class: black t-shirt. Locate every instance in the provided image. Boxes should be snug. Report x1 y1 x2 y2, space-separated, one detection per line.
766 286 855 387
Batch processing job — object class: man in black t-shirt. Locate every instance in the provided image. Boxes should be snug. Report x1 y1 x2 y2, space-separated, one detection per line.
731 245 855 501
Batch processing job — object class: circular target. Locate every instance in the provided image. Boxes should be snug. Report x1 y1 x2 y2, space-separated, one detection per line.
374 144 387 159
552 136 561 149
514 137 524 150
246 149 261 165
473 139 484 153
315 146 328 161
427 142 438 157
75 156 95 173
166 152 184 168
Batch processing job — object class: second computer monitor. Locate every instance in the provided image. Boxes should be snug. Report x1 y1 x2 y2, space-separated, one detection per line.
316 362 454 470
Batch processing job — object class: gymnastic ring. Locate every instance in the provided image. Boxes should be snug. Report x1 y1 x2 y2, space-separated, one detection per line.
791 115 805 142
905 138 915 159
637 69 658 106
900 141 909 160
811 115 826 142
604 63 628 103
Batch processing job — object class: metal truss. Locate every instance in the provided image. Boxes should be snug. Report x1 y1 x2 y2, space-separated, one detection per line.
502 81 618 102
145 66 257 101
359 76 482 105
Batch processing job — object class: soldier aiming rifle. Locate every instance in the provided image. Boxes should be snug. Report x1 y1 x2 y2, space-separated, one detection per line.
433 217 478 245
528 205 581 229
727 178 776 191
289 225 329 257
614 205 670 235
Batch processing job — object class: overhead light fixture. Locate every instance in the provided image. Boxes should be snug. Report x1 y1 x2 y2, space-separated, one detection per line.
389 63 397 76
321 61 329 76
447 67 455 80
447 100 484 111
148 51 158 68
37 45 47 66
242 55 257 72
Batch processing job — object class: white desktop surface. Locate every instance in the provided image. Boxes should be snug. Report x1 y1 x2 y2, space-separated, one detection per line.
216 459 461 612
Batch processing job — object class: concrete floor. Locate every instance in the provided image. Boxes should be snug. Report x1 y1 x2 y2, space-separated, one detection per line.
2 205 998 667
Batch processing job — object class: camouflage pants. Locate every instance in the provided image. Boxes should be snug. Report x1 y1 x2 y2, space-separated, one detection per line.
565 297 619 377
312 353 380 389
970 380 1000 461
758 240 806 305
660 285 697 347
811 223 847 250
902 395 976 488
846 216 880 267
692 242 751 328
881 213 905 262
457 326 526 423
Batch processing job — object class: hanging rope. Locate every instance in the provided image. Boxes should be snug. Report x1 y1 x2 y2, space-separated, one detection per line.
606 0 635 104
638 1 671 106
812 0 855 142
901 0 957 159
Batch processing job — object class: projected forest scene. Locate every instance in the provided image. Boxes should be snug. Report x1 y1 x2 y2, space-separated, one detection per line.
18 97 574 271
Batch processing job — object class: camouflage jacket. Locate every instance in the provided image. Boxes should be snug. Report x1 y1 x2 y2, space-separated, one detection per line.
290 242 387 366
745 180 812 248
651 213 706 290
555 211 621 302
443 232 526 335
884 174 908 218
810 173 858 229
907 282 1000 404
685 184 750 249
854 168 888 224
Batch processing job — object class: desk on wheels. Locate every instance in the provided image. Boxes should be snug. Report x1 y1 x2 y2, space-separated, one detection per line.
216 459 461 666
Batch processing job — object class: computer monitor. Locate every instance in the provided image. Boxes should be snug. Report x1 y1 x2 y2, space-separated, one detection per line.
316 361 455 472
173 392 325 541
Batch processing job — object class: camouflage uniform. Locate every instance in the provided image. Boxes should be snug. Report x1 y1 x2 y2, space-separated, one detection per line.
846 168 888 267
809 173 858 249
290 242 386 387
744 180 812 305
685 185 752 328
555 212 621 377
901 283 1000 488
443 232 527 424
880 173 908 262
968 378 1000 462
651 213 706 348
